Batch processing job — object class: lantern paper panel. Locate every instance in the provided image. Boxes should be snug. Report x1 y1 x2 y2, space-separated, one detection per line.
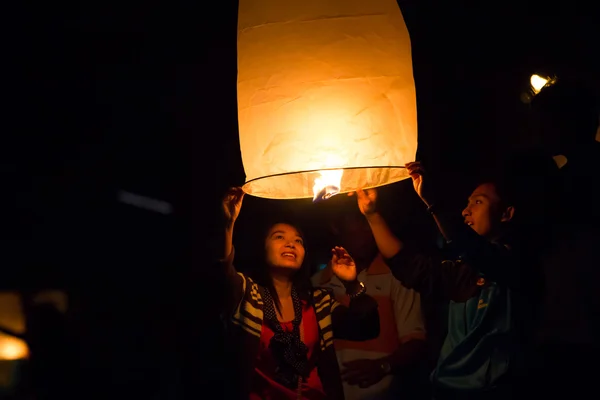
237 0 417 200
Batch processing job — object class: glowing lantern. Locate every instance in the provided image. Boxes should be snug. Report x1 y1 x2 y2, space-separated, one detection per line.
0 292 28 361
0 335 28 361
237 0 417 200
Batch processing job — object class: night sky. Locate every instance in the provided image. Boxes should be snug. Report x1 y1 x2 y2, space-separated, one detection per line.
6 0 599 396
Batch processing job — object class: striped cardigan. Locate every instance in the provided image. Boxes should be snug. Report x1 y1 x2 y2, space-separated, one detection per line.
221 249 380 399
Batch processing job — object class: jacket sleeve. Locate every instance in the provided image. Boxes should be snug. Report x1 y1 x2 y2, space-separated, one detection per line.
447 230 522 290
330 291 380 341
384 245 480 302
431 210 525 290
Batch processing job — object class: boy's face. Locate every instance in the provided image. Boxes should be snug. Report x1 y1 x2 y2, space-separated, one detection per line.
462 183 513 239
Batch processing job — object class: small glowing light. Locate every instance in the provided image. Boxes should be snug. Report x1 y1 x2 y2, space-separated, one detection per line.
313 169 344 203
530 74 549 94
0 336 28 360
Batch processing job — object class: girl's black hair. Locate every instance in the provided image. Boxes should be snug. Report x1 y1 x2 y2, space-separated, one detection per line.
251 218 313 317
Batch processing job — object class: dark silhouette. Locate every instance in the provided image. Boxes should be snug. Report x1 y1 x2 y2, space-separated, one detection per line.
529 80 600 395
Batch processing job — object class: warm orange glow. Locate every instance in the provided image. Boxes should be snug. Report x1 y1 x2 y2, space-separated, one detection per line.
0 292 29 361
0 293 25 335
237 0 417 199
313 169 344 202
0 335 28 360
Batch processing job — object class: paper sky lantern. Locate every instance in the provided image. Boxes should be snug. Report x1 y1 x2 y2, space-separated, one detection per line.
237 0 417 200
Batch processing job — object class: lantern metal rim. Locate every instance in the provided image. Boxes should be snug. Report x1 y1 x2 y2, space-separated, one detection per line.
242 165 409 199
243 165 408 184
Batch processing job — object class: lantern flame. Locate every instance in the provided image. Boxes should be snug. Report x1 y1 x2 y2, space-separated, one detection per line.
312 169 344 203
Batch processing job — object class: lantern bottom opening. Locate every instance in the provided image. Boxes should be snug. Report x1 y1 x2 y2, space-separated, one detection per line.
242 166 409 200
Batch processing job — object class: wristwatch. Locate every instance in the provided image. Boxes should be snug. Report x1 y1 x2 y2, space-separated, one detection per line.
380 361 391 375
347 281 366 298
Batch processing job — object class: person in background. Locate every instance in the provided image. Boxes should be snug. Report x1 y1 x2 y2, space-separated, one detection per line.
529 80 600 396
351 162 540 400
217 187 380 400
311 212 426 400
530 79 599 186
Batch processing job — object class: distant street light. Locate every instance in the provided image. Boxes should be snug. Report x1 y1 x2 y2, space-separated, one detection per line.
530 74 549 94
521 73 557 104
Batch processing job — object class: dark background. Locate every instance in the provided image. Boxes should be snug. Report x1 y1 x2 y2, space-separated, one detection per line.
5 0 599 398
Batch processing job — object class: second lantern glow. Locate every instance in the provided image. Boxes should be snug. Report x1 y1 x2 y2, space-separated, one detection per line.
237 0 417 200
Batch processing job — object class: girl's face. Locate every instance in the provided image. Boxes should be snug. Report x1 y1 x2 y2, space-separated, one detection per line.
264 223 305 271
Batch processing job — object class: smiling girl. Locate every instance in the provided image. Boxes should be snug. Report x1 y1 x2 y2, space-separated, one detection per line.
218 187 380 400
